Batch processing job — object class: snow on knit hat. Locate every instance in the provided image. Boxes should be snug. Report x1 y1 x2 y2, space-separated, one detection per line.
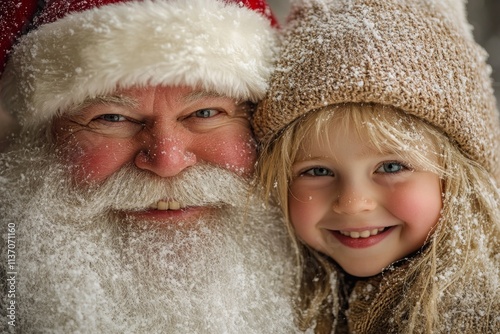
253 0 500 177
0 0 278 130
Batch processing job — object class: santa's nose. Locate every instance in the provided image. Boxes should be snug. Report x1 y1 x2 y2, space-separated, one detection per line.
135 127 197 178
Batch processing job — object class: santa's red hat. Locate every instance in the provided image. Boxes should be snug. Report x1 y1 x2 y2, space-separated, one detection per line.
0 0 278 130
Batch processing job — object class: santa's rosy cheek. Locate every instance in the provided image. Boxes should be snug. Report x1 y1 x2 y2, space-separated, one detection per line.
61 140 133 183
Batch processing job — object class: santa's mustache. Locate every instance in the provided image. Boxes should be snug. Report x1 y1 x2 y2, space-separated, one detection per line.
4 153 256 223
77 163 254 214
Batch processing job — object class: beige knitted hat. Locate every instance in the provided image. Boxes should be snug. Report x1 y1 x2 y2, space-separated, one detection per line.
253 0 500 177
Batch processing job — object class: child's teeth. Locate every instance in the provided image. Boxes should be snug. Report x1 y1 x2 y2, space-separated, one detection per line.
359 230 371 238
350 231 360 238
339 227 387 238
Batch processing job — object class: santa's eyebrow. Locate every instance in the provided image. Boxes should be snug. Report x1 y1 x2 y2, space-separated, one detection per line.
68 95 139 114
179 90 253 115
179 90 228 104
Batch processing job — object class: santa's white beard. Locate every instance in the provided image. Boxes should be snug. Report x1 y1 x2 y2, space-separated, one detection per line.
0 144 298 333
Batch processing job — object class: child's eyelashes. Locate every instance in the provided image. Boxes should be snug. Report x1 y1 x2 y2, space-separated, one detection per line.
295 160 413 178
375 161 413 174
300 166 334 177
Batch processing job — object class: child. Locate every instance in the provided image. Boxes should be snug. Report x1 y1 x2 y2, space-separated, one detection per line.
253 0 500 333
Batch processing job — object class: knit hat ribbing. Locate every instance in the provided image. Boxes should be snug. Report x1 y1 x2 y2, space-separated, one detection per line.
1 0 277 130
253 0 500 177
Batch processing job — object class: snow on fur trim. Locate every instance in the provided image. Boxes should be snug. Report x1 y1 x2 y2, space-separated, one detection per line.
1 0 276 129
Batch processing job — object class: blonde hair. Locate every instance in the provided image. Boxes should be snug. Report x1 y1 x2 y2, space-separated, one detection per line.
256 103 500 333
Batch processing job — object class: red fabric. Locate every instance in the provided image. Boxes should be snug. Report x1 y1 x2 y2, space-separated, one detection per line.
0 0 38 73
36 0 278 27
35 0 124 25
231 0 279 27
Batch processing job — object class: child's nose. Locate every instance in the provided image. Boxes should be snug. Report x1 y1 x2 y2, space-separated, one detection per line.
331 184 377 215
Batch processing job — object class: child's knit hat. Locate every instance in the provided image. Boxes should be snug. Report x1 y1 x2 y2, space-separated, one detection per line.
0 0 278 130
253 0 500 178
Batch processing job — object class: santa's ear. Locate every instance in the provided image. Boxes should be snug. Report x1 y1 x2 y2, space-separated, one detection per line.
0 0 38 74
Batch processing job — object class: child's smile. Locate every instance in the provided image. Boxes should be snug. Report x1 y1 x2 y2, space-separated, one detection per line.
333 226 392 248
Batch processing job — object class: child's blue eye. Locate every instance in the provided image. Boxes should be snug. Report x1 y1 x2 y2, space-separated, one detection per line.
376 162 406 173
303 167 333 176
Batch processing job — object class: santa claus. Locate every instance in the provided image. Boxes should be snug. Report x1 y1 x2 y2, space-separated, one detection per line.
0 0 297 332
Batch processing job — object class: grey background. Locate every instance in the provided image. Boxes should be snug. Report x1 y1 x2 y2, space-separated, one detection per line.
267 0 500 107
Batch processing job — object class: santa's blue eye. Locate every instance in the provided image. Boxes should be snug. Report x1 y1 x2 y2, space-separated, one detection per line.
98 114 126 122
195 109 219 118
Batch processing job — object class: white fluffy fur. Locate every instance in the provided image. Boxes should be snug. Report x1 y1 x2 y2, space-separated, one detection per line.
0 0 276 129
0 145 298 333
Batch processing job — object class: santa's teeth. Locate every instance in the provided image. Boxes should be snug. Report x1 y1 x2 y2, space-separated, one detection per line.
152 200 183 211
169 201 180 210
157 201 169 210
339 227 387 238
